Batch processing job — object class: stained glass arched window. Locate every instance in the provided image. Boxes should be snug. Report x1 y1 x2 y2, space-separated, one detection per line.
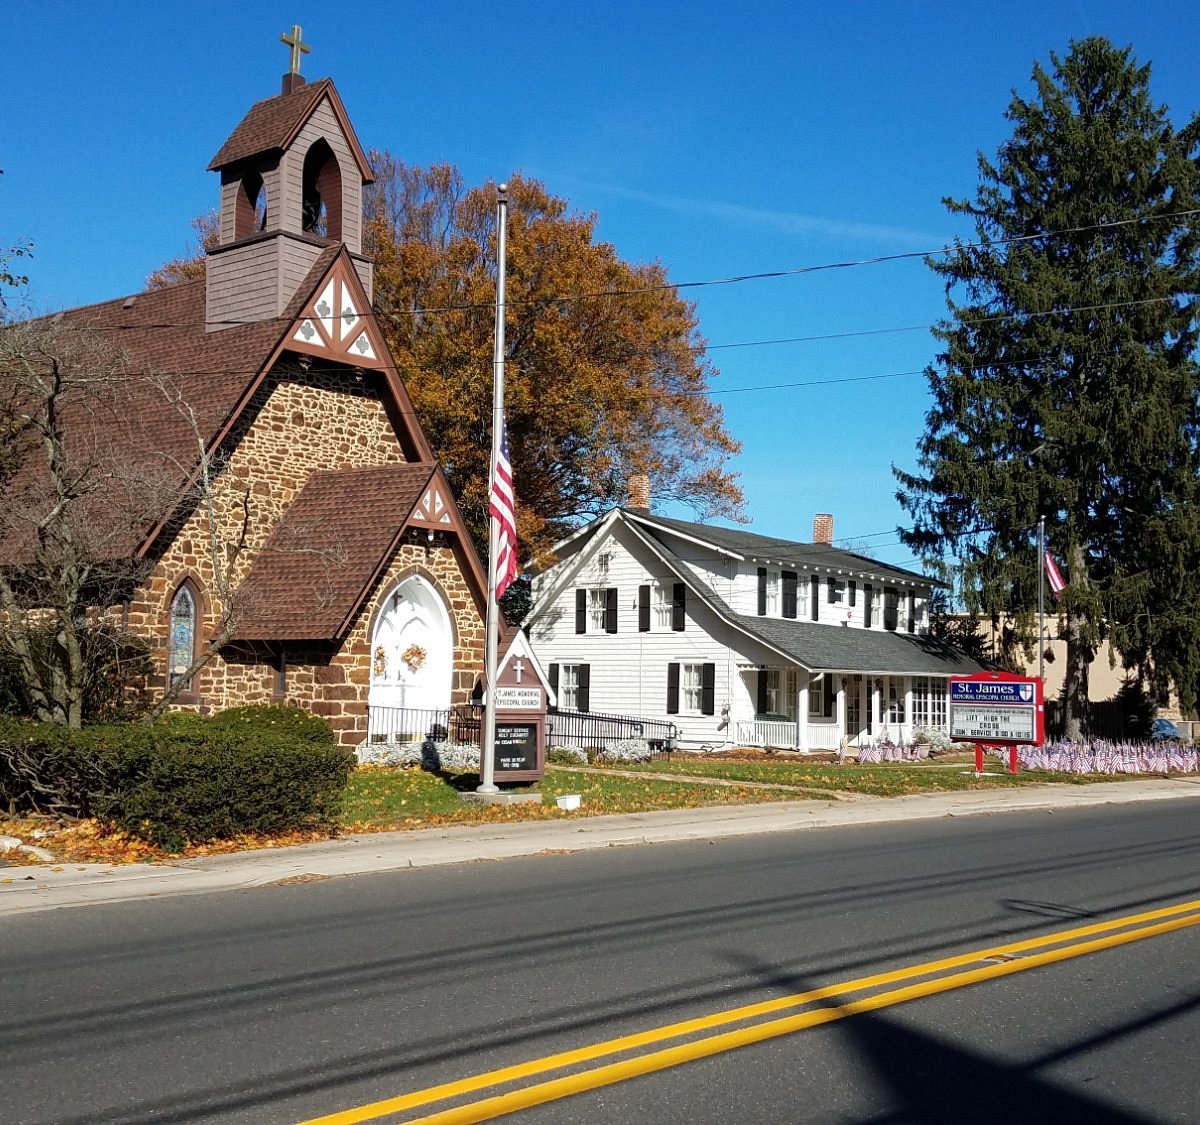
169 584 196 687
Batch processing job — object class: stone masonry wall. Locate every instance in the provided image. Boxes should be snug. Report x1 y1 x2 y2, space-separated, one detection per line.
288 541 485 745
121 362 487 743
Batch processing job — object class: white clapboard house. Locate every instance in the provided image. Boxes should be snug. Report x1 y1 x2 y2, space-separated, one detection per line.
526 508 985 751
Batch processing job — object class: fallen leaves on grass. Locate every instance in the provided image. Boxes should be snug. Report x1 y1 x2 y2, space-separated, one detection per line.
0 815 333 866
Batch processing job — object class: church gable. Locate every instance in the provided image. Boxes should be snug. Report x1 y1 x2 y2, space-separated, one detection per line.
290 258 385 367
410 478 455 528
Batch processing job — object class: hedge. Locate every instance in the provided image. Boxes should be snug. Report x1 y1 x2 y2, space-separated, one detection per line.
0 707 353 851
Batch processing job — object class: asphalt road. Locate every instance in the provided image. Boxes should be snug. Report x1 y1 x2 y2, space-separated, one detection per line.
4 801 1200 1124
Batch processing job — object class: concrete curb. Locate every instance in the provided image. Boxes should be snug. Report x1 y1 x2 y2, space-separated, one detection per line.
3 778 1200 916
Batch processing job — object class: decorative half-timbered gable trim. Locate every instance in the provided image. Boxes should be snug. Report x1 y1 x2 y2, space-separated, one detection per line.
290 258 386 367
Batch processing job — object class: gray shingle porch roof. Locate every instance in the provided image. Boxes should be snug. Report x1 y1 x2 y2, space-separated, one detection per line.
736 615 987 677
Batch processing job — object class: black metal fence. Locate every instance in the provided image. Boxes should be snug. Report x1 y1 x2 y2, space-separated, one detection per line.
366 705 482 746
366 704 678 754
547 707 678 752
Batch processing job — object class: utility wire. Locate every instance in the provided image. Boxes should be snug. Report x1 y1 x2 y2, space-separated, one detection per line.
59 209 1200 331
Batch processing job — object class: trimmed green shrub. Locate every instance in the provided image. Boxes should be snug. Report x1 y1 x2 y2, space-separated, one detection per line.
208 704 336 744
0 715 116 818
0 710 353 850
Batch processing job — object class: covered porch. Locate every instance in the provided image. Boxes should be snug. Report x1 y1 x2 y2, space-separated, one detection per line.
735 669 951 752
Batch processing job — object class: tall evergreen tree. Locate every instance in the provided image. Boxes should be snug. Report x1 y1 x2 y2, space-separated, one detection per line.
896 38 1200 738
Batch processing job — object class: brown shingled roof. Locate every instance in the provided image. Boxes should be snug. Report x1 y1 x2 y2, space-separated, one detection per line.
0 244 413 565
207 77 374 181
233 463 435 641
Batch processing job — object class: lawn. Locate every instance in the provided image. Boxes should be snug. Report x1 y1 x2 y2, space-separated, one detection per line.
588 756 1117 797
0 755 1128 866
340 764 799 831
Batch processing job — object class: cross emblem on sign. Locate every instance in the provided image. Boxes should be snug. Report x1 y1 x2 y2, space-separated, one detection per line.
511 658 525 683
280 24 311 76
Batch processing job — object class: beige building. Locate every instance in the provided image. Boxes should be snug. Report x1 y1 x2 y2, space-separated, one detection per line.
971 617 1188 724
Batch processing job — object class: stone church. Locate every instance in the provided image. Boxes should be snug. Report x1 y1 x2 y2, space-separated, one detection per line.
38 58 487 745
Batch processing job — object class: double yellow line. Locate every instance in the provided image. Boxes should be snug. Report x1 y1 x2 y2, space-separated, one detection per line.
301 896 1200 1125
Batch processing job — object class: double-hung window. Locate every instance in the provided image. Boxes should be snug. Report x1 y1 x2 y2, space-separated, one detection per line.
654 583 673 628
765 668 782 714
559 664 580 709
883 587 900 632
576 588 616 633
554 663 591 711
668 662 715 715
589 589 608 631
808 674 825 717
765 669 799 718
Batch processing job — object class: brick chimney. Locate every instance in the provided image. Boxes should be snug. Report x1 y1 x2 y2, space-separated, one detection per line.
627 472 651 514
812 513 834 546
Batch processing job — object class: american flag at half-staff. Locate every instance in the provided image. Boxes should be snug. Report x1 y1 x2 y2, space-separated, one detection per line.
489 412 518 599
1043 550 1066 598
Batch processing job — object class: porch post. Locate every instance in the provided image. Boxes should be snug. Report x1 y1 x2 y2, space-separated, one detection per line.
835 678 846 746
903 677 913 743
797 680 810 752
870 678 881 738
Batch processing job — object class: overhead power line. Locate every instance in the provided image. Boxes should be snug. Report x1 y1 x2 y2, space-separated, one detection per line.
61 208 1200 332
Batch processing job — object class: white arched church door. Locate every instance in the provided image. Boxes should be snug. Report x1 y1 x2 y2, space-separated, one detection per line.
368 576 453 715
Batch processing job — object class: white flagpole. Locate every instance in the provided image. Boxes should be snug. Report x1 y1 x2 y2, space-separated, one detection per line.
478 183 508 795
1037 515 1045 683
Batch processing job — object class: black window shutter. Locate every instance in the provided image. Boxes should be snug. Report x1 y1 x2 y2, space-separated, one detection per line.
605 587 618 633
548 663 559 696
701 663 716 715
864 584 873 627
638 585 650 632
827 577 836 603
849 580 857 607
757 669 769 715
908 591 917 634
782 571 797 618
757 567 767 615
824 676 835 718
575 589 586 633
672 583 686 631
667 663 680 714
810 576 819 621
577 663 591 712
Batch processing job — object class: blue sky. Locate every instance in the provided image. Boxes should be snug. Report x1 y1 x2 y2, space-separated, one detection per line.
4 2 1196 570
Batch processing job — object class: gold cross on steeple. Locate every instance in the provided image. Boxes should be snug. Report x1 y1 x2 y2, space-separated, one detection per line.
280 24 311 76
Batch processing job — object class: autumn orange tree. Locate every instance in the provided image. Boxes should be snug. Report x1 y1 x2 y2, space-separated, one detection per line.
146 211 219 289
364 157 742 563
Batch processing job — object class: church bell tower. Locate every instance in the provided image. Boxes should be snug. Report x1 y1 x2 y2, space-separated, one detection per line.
204 26 375 331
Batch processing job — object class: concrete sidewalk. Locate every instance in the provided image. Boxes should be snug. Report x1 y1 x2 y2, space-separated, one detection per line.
4 777 1200 916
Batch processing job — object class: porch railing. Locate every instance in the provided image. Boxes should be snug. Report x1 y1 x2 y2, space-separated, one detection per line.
734 719 844 751
735 719 800 750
